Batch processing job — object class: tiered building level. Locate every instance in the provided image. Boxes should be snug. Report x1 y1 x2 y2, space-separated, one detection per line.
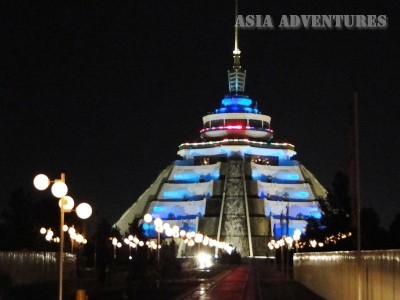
115 19 327 257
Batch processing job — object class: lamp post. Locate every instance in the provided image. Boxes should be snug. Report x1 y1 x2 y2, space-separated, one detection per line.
112 237 118 263
124 236 137 260
68 226 76 252
293 229 301 253
40 227 60 243
282 192 290 237
144 213 153 238
194 232 203 252
153 217 163 263
33 173 92 300
284 236 293 277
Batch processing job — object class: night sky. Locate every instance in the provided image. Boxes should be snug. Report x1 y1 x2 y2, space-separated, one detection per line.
1 1 399 229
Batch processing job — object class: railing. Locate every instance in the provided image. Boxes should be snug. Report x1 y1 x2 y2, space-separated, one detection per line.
0 251 76 286
178 139 295 151
293 250 400 300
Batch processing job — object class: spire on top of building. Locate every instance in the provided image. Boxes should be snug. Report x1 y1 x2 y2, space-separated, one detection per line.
228 0 246 94
233 0 241 64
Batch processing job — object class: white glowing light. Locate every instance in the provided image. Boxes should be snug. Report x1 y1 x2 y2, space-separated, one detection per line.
154 217 163 227
34 174 50 190
144 213 153 223
68 227 76 235
75 234 84 243
51 181 68 198
76 203 92 219
59 196 74 212
165 227 174 237
172 225 180 233
196 252 213 269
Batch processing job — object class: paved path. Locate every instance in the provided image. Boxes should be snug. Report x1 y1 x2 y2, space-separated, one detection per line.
176 258 324 300
4 259 323 299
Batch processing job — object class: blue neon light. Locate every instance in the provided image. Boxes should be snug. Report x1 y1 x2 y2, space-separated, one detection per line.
216 107 259 114
173 172 199 182
308 208 322 219
244 107 259 113
211 171 219 180
312 212 322 219
216 107 227 113
252 171 300 182
294 191 310 198
173 171 219 183
261 190 310 199
251 171 261 180
222 96 252 106
153 206 163 212
284 173 300 180
163 189 189 199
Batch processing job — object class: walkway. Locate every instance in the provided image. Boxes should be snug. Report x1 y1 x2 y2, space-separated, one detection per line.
176 258 324 300
4 259 324 299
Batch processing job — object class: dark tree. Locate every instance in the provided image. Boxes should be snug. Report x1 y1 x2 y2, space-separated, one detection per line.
160 239 181 278
94 218 113 270
331 171 352 214
0 188 41 250
304 172 354 251
128 217 147 241
389 213 400 248
361 207 389 250
30 196 60 251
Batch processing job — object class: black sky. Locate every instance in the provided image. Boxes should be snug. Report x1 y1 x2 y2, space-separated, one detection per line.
1 1 399 229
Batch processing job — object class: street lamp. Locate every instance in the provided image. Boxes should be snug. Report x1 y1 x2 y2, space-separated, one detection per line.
144 213 153 224
68 226 76 252
124 237 136 260
284 236 294 277
40 227 60 243
285 236 293 249
293 229 301 253
76 203 92 219
144 213 153 238
112 237 118 263
33 173 92 300
154 217 163 263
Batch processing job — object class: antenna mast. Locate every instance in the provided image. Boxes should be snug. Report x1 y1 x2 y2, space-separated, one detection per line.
228 0 246 94
234 0 240 56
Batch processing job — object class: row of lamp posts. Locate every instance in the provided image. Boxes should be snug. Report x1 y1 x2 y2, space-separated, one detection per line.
144 213 166 263
267 229 302 276
110 214 171 264
40 225 88 252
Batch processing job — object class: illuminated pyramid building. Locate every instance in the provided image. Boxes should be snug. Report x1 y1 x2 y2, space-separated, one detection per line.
115 14 327 257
